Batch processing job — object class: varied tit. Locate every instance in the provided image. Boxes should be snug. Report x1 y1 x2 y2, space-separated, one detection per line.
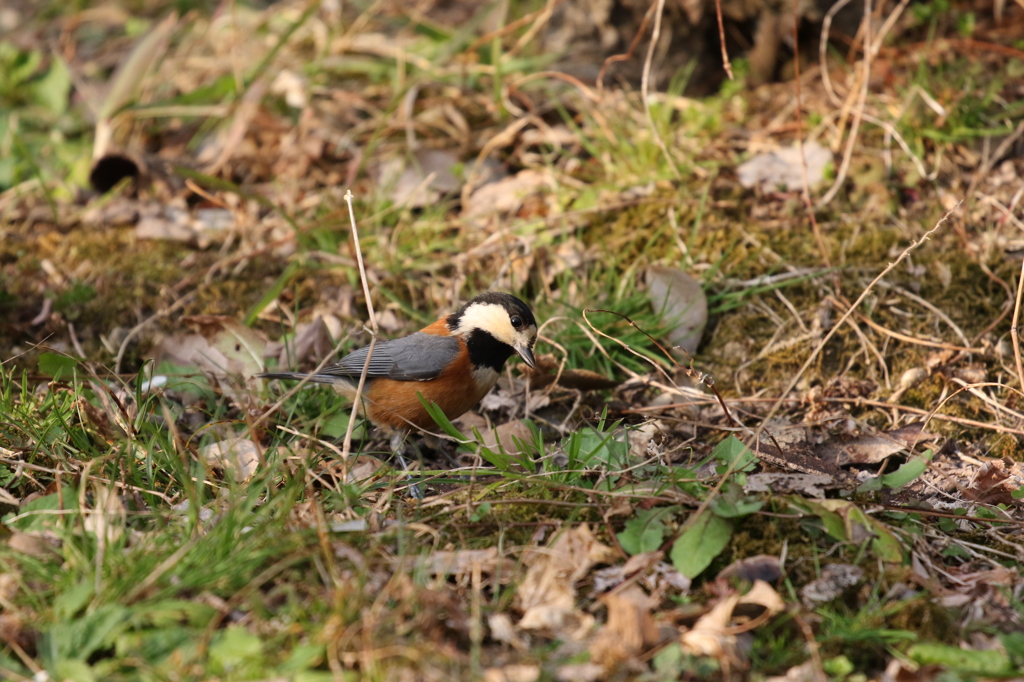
259 292 538 449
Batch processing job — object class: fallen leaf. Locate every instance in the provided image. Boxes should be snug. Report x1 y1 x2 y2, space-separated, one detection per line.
463 168 555 219
376 148 462 208
589 585 660 669
737 141 832 193
152 315 268 403
200 437 261 482
554 663 604 682
474 420 535 458
681 580 784 658
965 460 1024 505
7 532 60 558
645 265 707 356
487 613 526 650
817 423 937 467
483 664 540 682
426 548 516 581
264 316 335 371
517 524 618 633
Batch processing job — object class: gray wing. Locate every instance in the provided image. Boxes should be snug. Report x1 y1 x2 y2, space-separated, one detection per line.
317 333 460 381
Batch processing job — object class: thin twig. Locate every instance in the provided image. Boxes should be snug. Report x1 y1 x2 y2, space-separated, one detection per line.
820 0 855 106
640 0 681 179
791 0 832 274
1009 254 1024 391
757 203 958 434
714 0 734 80
596 2 656 91
342 190 379 460
820 0 873 206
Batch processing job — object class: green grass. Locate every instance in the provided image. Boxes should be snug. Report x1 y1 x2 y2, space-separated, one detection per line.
3 0 1024 679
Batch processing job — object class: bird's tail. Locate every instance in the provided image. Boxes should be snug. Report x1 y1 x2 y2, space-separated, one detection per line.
256 372 358 396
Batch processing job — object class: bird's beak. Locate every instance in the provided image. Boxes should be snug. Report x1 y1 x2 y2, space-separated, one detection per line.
515 343 536 368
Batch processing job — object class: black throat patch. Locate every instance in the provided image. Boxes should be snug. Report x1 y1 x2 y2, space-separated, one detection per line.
465 328 515 372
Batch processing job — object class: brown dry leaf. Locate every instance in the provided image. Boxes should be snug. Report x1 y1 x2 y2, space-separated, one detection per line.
483 665 540 682
645 265 708 356
555 663 604 682
463 168 556 219
344 454 384 483
427 548 516 582
878 658 943 682
474 420 534 457
681 580 784 657
589 585 660 669
264 316 335 370
965 459 1024 505
737 141 831 192
200 437 261 482
376 148 462 208
765 661 825 682
680 592 742 657
152 315 267 402
517 524 618 633
7 531 60 558
487 613 526 650
817 423 937 466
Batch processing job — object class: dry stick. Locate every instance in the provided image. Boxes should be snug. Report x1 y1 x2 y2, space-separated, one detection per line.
596 1 656 91
1009 254 1024 392
757 205 959 441
341 190 379 461
820 0 873 206
640 0 681 180
714 0 734 81
819 0 855 106
791 0 833 279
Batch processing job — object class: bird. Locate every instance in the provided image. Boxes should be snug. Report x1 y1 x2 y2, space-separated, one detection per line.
258 291 538 461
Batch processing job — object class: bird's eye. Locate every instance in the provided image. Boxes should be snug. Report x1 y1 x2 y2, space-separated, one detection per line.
510 315 523 329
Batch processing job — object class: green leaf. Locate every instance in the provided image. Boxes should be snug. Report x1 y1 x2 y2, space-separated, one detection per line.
617 507 673 555
4 489 74 532
55 581 95 620
857 450 933 492
575 426 628 468
38 352 78 379
33 55 71 115
710 435 757 472
281 643 326 672
209 626 263 673
670 509 732 578
710 480 763 518
908 642 1014 675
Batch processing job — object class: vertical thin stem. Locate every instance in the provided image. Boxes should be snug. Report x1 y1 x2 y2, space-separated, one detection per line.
341 191 379 459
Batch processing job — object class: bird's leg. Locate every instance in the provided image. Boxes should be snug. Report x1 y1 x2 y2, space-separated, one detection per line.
389 431 423 499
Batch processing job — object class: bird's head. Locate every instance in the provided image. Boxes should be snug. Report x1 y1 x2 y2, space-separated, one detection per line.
448 292 538 370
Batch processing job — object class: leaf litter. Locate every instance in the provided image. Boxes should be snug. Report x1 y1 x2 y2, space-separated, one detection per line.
1 0 1024 679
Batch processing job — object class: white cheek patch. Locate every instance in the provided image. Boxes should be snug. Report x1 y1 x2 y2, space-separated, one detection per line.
455 303 515 345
